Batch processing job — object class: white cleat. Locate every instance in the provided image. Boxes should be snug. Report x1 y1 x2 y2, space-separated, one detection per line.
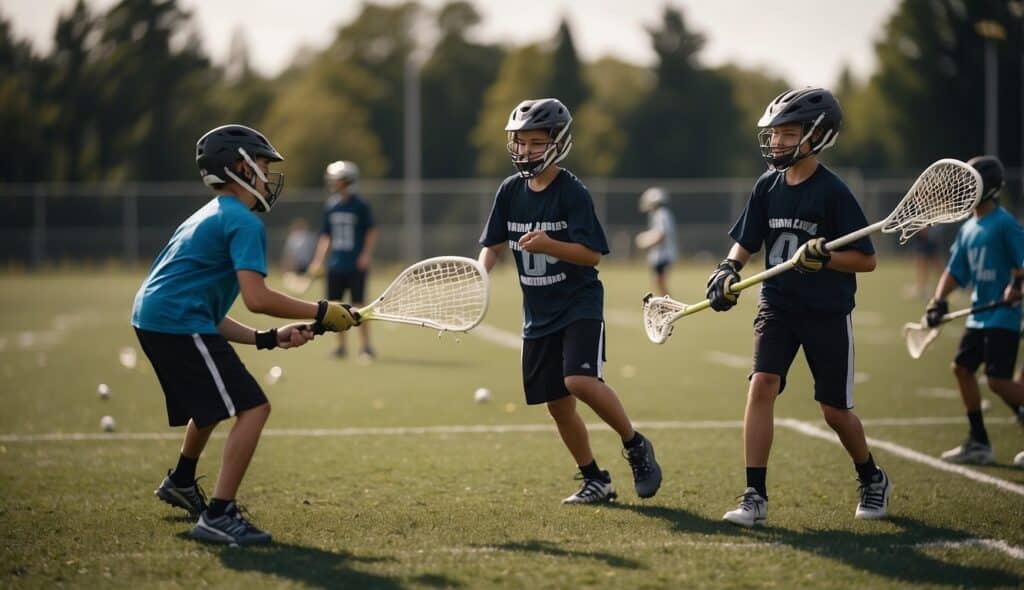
855 468 892 520
722 487 767 527
562 472 617 505
940 439 994 465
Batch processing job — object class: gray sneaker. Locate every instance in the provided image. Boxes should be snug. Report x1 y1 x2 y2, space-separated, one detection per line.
155 470 208 518
940 439 994 465
191 502 272 546
623 432 662 499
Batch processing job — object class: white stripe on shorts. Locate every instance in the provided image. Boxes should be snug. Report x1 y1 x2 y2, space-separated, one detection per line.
597 321 605 380
191 334 236 417
845 314 854 409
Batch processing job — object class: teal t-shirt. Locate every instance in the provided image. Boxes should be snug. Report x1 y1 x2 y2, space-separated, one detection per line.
132 196 267 334
947 206 1024 331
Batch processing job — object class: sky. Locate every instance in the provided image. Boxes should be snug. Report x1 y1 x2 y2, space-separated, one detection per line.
5 0 900 88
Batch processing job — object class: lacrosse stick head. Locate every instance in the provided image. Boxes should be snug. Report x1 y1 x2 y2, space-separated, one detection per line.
368 256 489 332
642 292 688 344
902 320 940 359
882 159 982 244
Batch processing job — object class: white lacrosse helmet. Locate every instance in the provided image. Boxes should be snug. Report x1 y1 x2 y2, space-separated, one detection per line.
325 160 360 185
639 187 669 213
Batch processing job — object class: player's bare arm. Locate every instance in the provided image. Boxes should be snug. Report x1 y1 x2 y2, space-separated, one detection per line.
217 316 314 349
478 243 505 273
518 230 600 267
826 249 876 273
237 270 319 318
357 227 379 271
306 234 331 276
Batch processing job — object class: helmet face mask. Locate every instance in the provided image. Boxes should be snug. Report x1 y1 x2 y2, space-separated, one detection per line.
756 88 842 171
505 98 573 178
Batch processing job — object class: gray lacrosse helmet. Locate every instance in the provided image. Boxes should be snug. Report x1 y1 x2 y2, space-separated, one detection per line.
325 160 360 185
757 88 842 171
505 98 573 178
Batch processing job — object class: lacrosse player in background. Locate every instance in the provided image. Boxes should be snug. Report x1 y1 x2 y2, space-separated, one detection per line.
635 187 678 296
133 124 357 545
478 98 662 504
705 88 891 526
307 160 378 361
924 155 1024 467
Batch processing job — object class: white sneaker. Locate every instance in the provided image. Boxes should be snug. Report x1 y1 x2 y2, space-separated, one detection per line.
855 468 892 520
940 439 994 465
562 471 617 504
722 487 767 527
1014 450 1024 468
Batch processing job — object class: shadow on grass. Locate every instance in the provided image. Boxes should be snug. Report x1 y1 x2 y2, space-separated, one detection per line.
613 505 1021 587
487 540 643 569
178 535 461 589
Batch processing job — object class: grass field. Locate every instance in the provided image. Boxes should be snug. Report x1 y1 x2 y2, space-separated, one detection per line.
2 261 1023 589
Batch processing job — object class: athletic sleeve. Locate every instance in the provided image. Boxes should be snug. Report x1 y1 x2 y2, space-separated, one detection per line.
320 209 331 236
832 190 875 255
225 213 268 276
1003 215 1024 269
729 182 767 253
947 229 970 287
566 185 610 255
479 183 508 247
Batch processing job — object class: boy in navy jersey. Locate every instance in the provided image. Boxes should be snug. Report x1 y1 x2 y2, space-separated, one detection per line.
479 98 662 504
308 160 378 360
924 155 1024 466
133 125 356 544
706 89 891 526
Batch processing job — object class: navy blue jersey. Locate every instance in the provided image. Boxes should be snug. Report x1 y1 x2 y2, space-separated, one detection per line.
729 165 875 314
480 169 610 339
320 193 375 273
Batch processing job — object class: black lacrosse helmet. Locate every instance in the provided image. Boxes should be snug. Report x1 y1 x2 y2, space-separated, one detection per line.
757 88 843 171
505 98 573 178
196 124 285 212
966 155 1005 203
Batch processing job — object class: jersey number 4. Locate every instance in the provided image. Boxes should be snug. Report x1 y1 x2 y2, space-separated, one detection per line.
768 232 800 266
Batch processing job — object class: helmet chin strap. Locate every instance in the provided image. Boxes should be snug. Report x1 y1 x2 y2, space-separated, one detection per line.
222 147 272 211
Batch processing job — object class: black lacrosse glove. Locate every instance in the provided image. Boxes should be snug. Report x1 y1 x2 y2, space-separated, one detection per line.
793 237 831 274
311 301 359 335
706 259 742 312
925 297 948 328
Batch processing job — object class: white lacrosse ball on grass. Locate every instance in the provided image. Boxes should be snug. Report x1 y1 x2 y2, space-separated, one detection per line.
474 387 491 403
100 415 116 432
1015 451 1024 468
97 383 110 399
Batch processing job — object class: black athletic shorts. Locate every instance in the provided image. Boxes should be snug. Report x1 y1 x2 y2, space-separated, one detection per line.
653 261 670 277
751 303 856 409
521 319 606 405
955 328 1020 379
135 328 268 428
328 269 367 303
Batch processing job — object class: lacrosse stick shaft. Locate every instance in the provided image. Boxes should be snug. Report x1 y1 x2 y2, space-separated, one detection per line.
939 299 1016 324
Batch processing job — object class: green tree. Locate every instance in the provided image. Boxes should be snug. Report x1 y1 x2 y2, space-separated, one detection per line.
715 64 790 175
871 0 1022 168
544 20 589 111
420 1 503 178
573 57 653 176
616 7 744 177
48 0 98 180
0 10 51 181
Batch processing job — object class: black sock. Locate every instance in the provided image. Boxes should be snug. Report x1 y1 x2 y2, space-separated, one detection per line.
579 460 607 482
746 467 767 500
855 453 880 483
967 410 989 446
207 498 232 518
623 431 644 449
170 454 198 486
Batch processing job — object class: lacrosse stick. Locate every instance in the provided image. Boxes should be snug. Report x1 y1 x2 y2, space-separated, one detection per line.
643 159 983 344
317 256 489 333
903 300 1018 359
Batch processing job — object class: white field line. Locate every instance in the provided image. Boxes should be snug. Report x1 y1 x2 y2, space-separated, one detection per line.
777 418 1024 497
75 536 1024 561
471 323 522 349
2 416 1014 443
705 350 749 370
